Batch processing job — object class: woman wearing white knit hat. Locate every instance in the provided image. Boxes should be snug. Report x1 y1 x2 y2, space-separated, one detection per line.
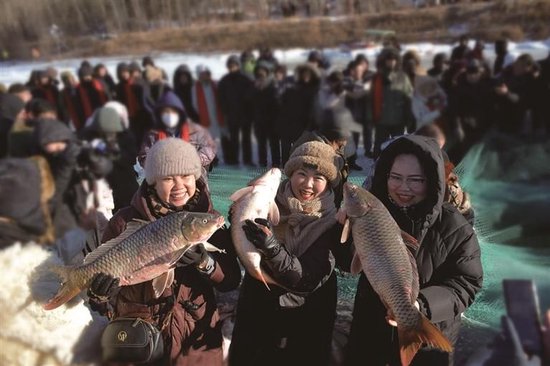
88 138 241 366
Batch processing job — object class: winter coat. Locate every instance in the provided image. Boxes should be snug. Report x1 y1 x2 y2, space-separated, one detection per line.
98 180 241 366
248 79 279 134
345 135 482 366
448 74 492 134
75 80 110 130
173 65 200 123
367 70 415 130
217 71 253 127
0 93 25 158
229 184 351 366
277 65 321 141
139 91 217 170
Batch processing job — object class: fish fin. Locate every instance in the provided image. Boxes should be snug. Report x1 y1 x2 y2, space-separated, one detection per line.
350 252 362 275
398 314 453 366
167 247 189 266
203 241 226 253
83 220 147 265
268 201 280 225
43 265 80 310
257 269 271 291
401 230 419 253
151 269 174 298
340 218 351 243
229 186 254 202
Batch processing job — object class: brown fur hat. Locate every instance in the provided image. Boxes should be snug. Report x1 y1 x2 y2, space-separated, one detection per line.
284 141 342 188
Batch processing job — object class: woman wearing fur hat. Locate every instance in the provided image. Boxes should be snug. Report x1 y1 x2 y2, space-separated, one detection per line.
89 138 241 366
229 141 351 366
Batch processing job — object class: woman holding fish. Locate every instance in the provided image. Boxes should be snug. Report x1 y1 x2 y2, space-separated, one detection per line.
88 138 241 366
229 141 351 366
344 135 483 366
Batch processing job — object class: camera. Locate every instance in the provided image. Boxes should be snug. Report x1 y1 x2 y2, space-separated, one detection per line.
76 137 120 180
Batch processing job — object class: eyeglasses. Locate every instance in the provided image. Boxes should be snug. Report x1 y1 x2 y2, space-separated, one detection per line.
387 173 426 190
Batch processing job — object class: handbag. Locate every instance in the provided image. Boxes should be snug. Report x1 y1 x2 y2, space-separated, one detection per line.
101 317 164 364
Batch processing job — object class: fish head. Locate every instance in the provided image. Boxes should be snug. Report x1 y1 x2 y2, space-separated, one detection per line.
249 167 282 192
181 212 225 243
342 182 376 217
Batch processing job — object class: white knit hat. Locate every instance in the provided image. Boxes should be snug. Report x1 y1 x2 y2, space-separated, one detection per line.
144 138 201 184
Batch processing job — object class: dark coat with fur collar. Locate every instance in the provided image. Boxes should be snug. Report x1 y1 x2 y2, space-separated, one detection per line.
345 135 482 366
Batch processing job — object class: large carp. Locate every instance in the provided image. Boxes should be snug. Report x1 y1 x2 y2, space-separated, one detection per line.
44 211 224 310
229 168 281 289
340 182 452 366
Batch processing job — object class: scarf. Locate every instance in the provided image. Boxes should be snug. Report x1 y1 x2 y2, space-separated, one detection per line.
194 82 224 128
274 180 337 258
157 123 190 142
372 73 384 124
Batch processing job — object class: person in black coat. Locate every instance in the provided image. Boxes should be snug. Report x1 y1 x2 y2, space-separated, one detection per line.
248 61 280 167
345 135 483 366
173 64 200 123
229 141 351 366
277 63 321 165
218 55 254 165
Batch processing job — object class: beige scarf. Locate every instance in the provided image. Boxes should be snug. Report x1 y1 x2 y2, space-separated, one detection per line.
274 180 337 258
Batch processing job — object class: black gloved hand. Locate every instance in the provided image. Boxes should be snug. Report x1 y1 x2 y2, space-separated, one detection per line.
242 218 281 259
179 244 216 275
88 272 119 302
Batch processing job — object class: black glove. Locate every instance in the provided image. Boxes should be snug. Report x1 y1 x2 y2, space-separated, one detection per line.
179 244 215 275
242 218 281 259
88 272 119 302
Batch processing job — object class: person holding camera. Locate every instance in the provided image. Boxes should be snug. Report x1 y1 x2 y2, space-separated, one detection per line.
412 75 448 131
32 119 111 238
88 138 241 366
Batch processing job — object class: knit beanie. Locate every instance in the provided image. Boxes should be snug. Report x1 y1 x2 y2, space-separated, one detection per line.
284 141 342 188
145 138 201 184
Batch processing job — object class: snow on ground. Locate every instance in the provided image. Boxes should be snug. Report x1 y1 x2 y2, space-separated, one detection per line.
1 39 549 87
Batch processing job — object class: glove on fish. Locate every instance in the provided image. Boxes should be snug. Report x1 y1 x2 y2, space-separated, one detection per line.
242 218 281 259
179 243 215 275
87 272 119 302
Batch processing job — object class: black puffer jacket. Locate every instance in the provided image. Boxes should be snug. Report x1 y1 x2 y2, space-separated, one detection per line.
345 135 483 366
229 216 351 366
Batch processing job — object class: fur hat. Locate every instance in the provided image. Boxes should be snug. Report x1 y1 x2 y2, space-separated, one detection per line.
284 141 342 188
144 138 201 184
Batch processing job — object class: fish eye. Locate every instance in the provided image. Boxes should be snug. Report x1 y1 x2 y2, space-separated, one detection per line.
202 219 208 224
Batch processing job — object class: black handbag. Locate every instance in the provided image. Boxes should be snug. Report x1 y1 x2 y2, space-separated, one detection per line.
101 317 164 364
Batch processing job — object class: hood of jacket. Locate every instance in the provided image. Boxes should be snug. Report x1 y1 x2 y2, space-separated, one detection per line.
154 90 187 129
173 65 194 90
371 135 445 237
0 93 25 122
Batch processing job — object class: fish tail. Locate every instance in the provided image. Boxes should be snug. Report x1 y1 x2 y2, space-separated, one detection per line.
256 268 271 291
43 265 80 311
398 313 453 366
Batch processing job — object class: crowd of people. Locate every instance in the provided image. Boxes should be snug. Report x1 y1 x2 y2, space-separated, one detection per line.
0 35 549 366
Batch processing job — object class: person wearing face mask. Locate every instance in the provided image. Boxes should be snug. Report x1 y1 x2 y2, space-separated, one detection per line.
345 135 483 366
229 141 352 366
88 138 241 366
139 90 217 174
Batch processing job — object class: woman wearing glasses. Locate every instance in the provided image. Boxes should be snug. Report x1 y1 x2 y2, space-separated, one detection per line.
345 135 483 366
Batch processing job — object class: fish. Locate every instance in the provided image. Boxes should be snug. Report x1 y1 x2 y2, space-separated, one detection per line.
340 182 452 366
229 168 282 289
43 211 225 310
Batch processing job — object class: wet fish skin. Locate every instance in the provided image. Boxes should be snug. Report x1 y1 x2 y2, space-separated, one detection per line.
43 211 224 310
342 182 452 366
230 168 282 288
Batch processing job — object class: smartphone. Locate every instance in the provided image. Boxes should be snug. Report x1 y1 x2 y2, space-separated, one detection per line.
502 279 543 356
